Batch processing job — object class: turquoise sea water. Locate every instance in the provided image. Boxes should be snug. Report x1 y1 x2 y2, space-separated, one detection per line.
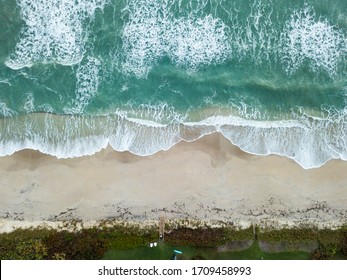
0 0 346 168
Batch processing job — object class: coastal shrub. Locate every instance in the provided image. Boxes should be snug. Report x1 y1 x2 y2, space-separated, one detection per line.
1 225 346 260
311 243 337 260
99 225 157 250
340 231 347 257
0 225 157 259
52 252 67 260
165 227 254 247
106 234 152 250
43 229 107 260
259 228 318 242
316 229 342 247
165 228 225 247
259 227 345 258
259 228 342 245
0 239 48 260
0 228 51 260
16 240 48 260
0 235 18 259
223 227 254 242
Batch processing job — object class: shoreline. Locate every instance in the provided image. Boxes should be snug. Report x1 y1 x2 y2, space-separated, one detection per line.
0 132 347 233
1 110 346 169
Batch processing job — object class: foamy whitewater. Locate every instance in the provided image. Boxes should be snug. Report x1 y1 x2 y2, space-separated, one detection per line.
0 0 346 169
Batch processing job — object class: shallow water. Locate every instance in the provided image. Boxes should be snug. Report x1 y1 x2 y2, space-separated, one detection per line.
0 0 346 168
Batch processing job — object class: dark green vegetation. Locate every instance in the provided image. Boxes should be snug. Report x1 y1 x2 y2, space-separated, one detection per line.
0 224 157 260
103 241 312 260
258 227 347 260
1 224 346 260
164 227 253 247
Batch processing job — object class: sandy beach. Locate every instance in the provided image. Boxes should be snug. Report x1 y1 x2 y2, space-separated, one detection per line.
0 133 346 232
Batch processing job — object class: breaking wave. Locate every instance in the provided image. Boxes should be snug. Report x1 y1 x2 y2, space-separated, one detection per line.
121 0 231 78
5 0 106 69
0 0 346 169
281 5 345 78
0 105 346 169
119 0 346 78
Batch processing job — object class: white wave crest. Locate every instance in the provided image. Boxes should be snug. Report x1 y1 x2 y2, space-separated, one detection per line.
281 5 345 77
121 1 345 78
5 0 106 69
0 107 346 169
116 102 186 124
121 0 230 78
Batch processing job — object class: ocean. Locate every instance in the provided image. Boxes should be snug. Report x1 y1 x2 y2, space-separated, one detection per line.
0 0 346 169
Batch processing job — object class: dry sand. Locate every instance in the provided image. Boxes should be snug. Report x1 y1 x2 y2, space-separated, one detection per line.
0 133 346 232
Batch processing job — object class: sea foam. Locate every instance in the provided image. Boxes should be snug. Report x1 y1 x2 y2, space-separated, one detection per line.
121 0 230 78
5 0 106 69
65 56 101 114
121 0 345 78
1 0 346 169
281 6 345 77
0 106 346 169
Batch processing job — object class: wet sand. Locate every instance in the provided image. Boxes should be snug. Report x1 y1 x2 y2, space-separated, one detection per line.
0 133 346 232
